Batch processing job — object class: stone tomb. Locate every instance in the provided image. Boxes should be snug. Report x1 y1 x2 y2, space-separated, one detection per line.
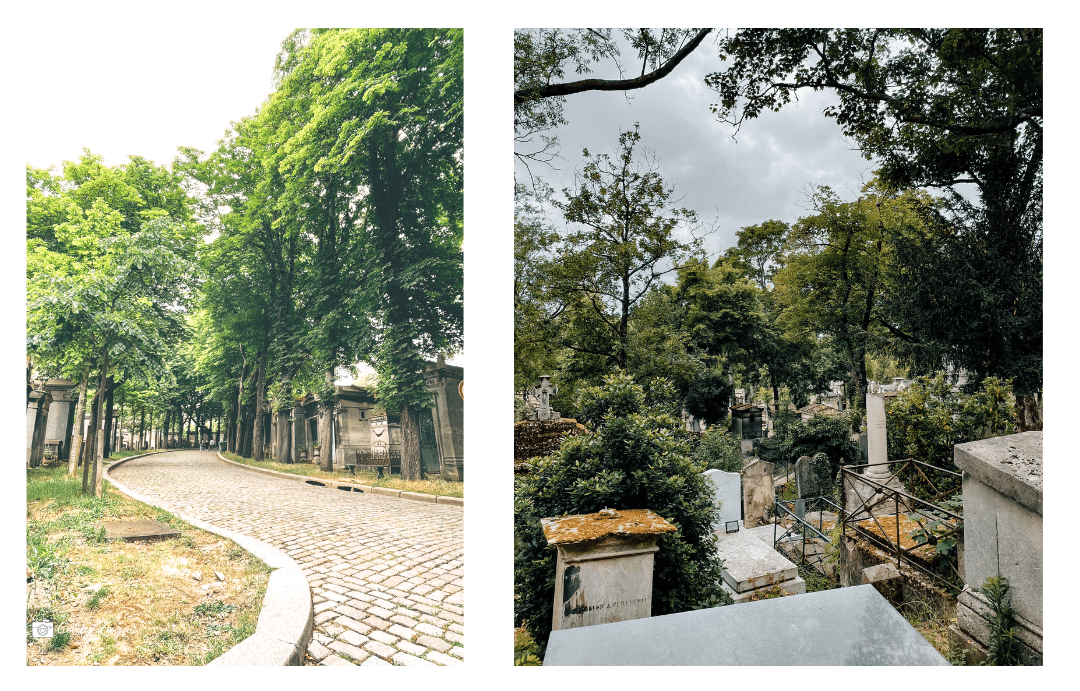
951 431 1042 665
544 584 948 665
701 468 741 529
741 459 774 528
714 528 805 603
542 509 675 632
102 520 180 542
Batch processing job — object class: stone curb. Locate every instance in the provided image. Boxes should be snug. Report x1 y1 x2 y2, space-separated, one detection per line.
104 450 314 666
213 451 465 507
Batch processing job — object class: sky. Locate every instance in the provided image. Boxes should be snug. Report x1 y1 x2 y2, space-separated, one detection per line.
515 30 880 261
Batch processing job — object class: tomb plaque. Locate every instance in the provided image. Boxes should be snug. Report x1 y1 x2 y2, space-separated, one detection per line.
701 469 741 527
741 459 774 528
544 584 949 665
101 520 180 542
542 509 675 632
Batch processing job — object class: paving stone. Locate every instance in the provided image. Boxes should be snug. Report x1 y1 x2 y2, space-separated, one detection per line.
396 640 428 657
444 630 464 645
364 616 392 631
427 650 463 666
369 629 399 646
392 652 436 666
415 622 445 637
360 656 392 666
391 614 418 628
388 623 416 640
416 634 453 654
448 645 464 659
338 630 370 648
364 640 397 660
324 623 346 637
314 610 338 625
334 603 368 620
367 605 395 620
329 639 369 663
334 615 371 635
306 639 331 662
321 654 356 666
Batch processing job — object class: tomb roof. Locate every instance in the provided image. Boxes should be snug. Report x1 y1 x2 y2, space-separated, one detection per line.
542 509 675 546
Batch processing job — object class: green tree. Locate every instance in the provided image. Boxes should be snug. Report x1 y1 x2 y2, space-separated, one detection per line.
772 181 933 410
270 29 463 480
552 125 703 375
707 29 1042 424
514 373 726 654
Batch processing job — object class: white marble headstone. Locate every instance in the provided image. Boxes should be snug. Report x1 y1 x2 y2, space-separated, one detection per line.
702 469 742 527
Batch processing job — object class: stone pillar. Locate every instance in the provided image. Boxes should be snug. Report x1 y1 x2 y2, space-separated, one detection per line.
27 390 52 467
543 509 675 632
864 385 890 482
951 432 1042 665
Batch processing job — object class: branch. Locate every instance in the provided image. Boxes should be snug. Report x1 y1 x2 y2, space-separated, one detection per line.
514 29 712 104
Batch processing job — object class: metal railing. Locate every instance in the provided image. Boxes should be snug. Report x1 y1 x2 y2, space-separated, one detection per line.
840 459 963 593
771 495 843 573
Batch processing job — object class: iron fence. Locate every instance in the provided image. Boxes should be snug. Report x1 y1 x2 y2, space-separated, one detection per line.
840 459 963 593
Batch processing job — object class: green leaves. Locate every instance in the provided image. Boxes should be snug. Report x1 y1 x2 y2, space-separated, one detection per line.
515 373 725 653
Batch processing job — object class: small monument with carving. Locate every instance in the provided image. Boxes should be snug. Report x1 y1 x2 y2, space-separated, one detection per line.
532 375 560 421
542 508 675 632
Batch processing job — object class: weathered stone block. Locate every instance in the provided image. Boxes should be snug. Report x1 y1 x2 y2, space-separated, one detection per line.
543 509 675 632
741 459 774 528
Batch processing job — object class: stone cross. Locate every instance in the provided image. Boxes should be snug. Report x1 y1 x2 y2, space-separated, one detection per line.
865 383 891 482
532 375 560 421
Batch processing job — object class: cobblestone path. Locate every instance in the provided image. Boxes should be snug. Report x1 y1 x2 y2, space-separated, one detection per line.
110 450 464 666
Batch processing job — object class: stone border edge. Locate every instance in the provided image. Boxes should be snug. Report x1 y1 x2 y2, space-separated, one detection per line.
104 450 313 666
213 451 465 507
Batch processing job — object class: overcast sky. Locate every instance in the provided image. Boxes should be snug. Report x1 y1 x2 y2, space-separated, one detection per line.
516 31 888 261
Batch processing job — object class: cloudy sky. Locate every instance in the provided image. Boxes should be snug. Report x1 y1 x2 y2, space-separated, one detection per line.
515 30 883 261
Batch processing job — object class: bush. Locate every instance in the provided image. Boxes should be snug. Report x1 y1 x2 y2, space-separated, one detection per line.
692 427 743 473
514 373 726 655
887 374 1015 496
759 412 857 483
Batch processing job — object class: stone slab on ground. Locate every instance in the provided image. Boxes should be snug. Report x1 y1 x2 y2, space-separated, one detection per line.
721 576 806 603
714 527 797 593
544 584 948 666
101 519 179 541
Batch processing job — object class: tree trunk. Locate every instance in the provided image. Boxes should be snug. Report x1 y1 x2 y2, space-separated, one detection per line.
319 368 335 471
68 369 89 476
88 348 109 497
1016 394 1042 432
82 386 100 492
252 353 267 463
274 371 294 463
103 379 116 457
234 347 247 454
399 403 423 481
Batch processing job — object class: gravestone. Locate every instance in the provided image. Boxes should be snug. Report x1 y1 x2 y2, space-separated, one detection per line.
542 509 675 632
951 432 1042 665
544 584 949 665
741 459 774 528
794 455 822 498
701 469 741 528
532 375 560 421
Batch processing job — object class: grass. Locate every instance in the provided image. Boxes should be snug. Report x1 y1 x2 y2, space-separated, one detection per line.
897 597 970 665
26 463 272 666
219 450 464 498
